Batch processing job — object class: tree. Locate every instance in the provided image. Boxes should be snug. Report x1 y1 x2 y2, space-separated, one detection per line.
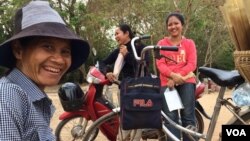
0 0 236 79
0 0 30 74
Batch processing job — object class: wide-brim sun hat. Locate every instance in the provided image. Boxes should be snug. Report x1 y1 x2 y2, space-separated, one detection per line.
0 0 90 72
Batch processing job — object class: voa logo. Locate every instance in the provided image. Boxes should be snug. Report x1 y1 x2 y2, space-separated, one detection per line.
226 129 246 136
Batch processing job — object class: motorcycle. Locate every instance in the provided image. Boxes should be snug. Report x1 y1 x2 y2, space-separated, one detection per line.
55 64 119 141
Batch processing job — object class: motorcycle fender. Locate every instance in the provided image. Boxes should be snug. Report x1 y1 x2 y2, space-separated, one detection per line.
196 101 211 120
225 106 250 124
58 111 89 120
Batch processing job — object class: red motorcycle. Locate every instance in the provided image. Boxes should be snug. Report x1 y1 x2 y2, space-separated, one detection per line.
55 65 119 141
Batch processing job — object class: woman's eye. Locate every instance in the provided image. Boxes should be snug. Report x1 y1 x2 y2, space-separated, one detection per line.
62 49 71 56
43 44 53 50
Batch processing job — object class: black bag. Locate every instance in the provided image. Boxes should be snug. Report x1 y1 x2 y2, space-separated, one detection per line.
120 76 163 130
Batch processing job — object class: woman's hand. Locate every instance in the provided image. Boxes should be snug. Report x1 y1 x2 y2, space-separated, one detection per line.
119 45 128 57
170 72 185 85
167 78 175 88
106 72 117 82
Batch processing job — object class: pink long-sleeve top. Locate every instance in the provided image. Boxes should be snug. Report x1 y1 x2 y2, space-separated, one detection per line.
156 37 197 86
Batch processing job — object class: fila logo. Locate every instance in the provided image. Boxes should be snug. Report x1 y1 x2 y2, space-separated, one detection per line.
133 99 153 107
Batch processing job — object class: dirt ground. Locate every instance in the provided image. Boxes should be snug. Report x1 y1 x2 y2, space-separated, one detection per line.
46 85 234 141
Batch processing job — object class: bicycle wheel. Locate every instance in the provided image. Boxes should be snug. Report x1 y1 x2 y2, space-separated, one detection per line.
195 109 204 133
141 129 167 141
231 112 250 124
55 115 98 141
83 111 166 141
82 111 119 141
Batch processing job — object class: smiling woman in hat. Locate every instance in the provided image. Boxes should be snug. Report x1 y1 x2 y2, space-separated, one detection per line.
0 0 89 140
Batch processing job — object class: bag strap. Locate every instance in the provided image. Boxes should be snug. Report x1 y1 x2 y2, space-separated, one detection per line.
135 60 149 78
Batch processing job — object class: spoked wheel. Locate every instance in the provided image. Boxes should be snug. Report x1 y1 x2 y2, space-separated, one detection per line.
83 111 166 141
141 110 204 141
83 112 119 141
195 109 204 133
141 129 167 141
55 116 98 141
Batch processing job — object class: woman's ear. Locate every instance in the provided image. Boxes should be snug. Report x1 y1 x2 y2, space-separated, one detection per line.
11 40 23 59
125 31 130 37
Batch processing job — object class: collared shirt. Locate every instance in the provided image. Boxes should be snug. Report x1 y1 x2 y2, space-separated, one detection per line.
0 68 55 141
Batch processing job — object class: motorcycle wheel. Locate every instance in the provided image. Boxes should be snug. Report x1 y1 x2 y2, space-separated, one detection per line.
55 115 98 141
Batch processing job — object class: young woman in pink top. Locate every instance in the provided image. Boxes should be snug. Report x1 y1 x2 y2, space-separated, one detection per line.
156 12 197 141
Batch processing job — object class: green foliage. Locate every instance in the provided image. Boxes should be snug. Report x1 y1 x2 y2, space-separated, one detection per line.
0 0 238 79
213 44 235 70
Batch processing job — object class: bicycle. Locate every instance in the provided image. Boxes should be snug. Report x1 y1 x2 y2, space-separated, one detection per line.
159 66 250 141
82 35 215 141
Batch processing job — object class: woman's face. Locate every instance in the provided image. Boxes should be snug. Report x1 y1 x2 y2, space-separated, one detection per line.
115 27 130 45
13 37 71 90
167 16 183 38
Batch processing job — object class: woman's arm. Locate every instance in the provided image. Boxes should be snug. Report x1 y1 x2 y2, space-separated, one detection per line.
177 39 197 76
99 49 119 75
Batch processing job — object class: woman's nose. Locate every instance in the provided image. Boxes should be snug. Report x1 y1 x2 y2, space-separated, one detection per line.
51 53 65 64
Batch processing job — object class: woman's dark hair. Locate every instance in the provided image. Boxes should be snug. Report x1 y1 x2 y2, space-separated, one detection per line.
166 12 185 25
19 36 37 47
117 23 134 39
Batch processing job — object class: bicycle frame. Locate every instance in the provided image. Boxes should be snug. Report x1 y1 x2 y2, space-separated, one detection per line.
131 36 207 140
121 35 206 140
132 36 250 141
161 67 250 141
83 36 247 141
